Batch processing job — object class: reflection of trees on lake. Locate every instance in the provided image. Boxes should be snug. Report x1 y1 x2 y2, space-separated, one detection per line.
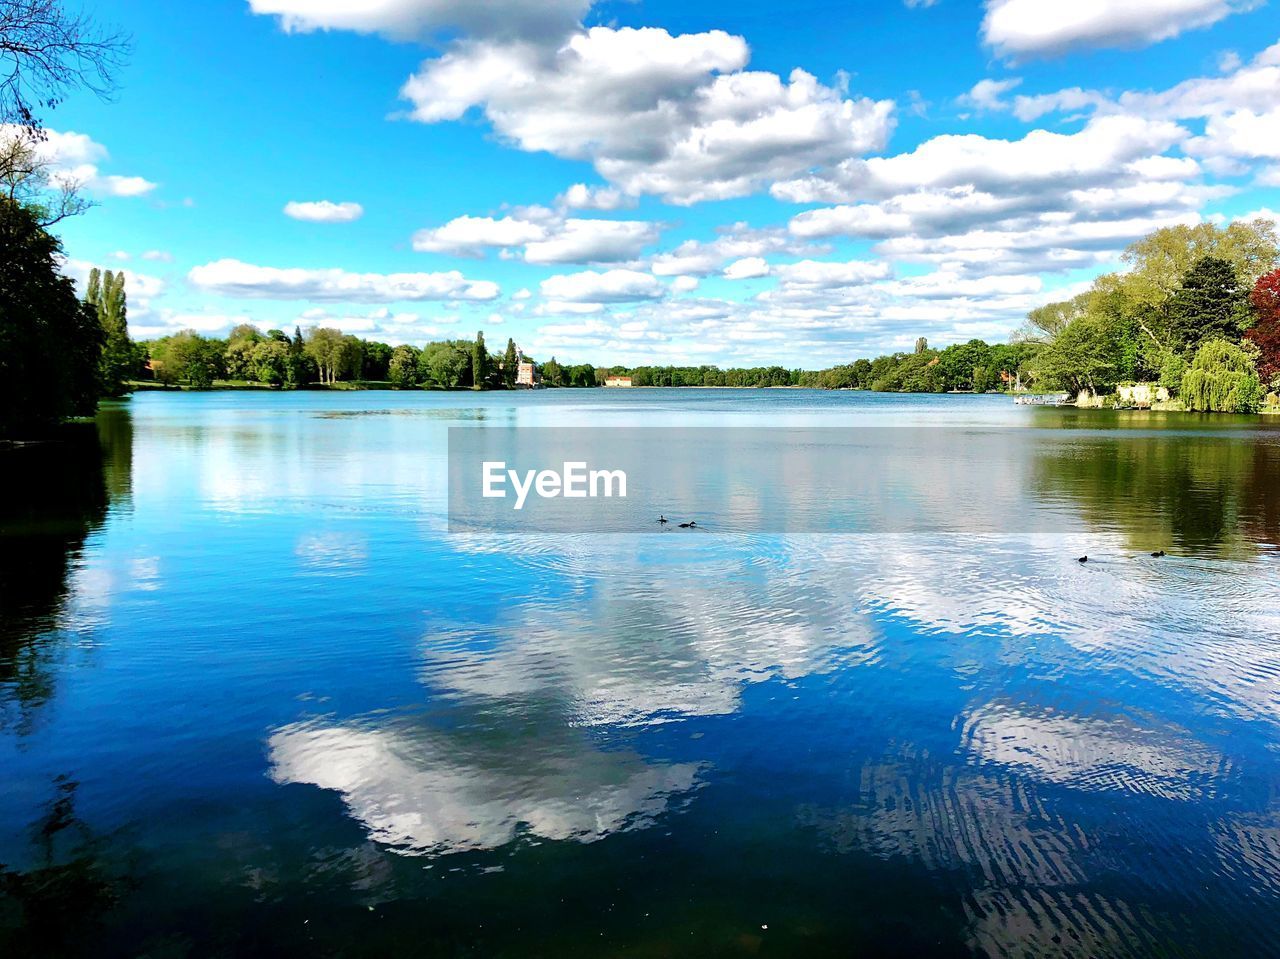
0 777 129 956
1030 417 1280 553
0 406 132 731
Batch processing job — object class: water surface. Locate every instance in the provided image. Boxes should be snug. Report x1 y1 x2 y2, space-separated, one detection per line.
2 390 1279 957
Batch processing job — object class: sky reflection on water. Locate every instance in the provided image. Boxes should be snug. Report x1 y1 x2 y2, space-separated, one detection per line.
2 390 1280 957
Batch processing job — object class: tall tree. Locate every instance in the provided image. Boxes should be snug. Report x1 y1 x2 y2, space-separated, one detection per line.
304 327 346 385
86 267 132 395
503 337 518 388
1167 256 1249 352
471 330 487 390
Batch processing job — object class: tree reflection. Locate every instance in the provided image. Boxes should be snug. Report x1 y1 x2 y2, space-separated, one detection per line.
0 777 129 956
0 405 132 732
1030 414 1280 554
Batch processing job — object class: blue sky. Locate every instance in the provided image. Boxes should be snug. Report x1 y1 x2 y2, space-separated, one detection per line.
31 0 1280 366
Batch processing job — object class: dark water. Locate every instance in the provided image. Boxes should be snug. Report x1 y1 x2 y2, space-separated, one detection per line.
2 390 1280 957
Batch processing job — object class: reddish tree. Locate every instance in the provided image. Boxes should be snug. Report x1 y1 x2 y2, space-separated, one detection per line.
1246 268 1280 384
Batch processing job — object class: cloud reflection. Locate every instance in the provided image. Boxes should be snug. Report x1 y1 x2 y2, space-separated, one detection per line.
267 719 701 855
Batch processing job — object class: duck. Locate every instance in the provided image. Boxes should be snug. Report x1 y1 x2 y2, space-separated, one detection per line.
1077 555 1088 563
1150 550 1166 557
657 515 669 525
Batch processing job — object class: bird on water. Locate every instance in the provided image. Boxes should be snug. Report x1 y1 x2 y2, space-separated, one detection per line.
658 515 668 525
1150 550 1166 557
679 521 698 528
1078 555 1088 563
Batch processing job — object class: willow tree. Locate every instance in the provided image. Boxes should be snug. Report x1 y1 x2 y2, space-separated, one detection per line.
1180 340 1263 413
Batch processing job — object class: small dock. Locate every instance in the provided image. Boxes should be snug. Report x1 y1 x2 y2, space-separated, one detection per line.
1013 392 1072 406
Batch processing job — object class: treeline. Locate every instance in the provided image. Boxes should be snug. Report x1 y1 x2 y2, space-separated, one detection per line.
798 339 1035 392
1021 220 1279 412
144 327 602 391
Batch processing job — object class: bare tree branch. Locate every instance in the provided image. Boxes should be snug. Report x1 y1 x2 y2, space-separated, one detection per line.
0 0 129 134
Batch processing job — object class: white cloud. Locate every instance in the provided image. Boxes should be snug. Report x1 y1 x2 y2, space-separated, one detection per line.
960 77 1022 110
400 26 894 204
5 125 158 198
413 213 659 264
249 0 588 44
650 224 827 276
671 275 700 292
540 268 666 303
723 256 771 280
524 218 659 264
558 183 635 211
774 258 891 289
413 215 548 255
776 115 1186 204
141 250 174 262
284 200 364 222
981 0 1251 58
188 258 499 302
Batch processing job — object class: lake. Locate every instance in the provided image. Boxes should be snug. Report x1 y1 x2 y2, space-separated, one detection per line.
3 389 1280 957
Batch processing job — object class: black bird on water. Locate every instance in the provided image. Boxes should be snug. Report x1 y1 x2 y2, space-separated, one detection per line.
679 520 698 528
1077 555 1088 563
1150 550 1166 557
658 515 669 525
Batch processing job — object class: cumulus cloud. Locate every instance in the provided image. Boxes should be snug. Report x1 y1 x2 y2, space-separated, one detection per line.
540 268 666 303
188 258 499 302
723 256 770 279
413 213 660 264
981 0 1252 58
649 224 827 276
558 183 635 211
413 214 548 256
776 113 1212 276
4 125 158 198
524 219 660 264
284 200 364 222
960 77 1022 110
400 26 894 204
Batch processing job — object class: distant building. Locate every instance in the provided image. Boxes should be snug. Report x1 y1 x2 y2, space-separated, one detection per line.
604 376 633 388
516 360 538 388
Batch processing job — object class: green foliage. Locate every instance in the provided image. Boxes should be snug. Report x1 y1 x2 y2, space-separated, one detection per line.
471 330 487 390
0 200 104 438
388 345 420 388
149 331 224 387
503 338 518 388
1180 340 1263 413
361 340 393 381
1158 351 1188 393
85 267 134 397
541 356 564 387
1166 256 1249 351
419 341 470 388
1028 314 1119 394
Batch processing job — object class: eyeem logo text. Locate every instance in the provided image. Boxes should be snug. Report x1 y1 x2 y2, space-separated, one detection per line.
482 461 628 510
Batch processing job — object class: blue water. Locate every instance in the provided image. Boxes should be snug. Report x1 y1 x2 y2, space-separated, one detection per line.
2 389 1280 957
